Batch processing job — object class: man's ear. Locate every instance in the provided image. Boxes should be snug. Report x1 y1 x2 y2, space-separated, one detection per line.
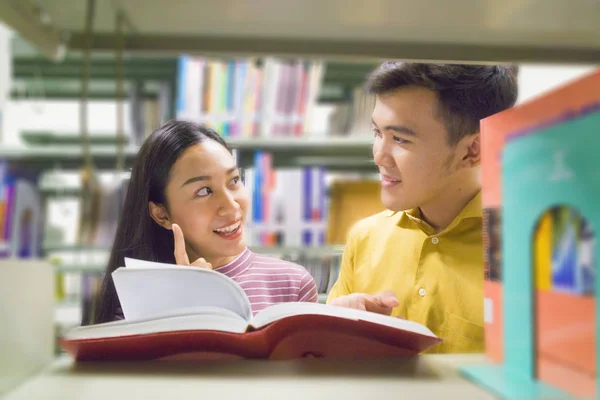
460 133 481 168
149 201 172 229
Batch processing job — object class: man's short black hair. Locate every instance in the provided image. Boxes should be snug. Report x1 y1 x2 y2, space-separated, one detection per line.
365 62 519 145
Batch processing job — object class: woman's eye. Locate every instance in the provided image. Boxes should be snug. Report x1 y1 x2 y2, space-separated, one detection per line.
230 176 241 186
196 187 211 197
394 136 409 144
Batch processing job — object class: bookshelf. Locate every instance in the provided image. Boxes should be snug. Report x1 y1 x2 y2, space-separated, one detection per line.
0 135 376 171
11 37 376 105
2 1 599 398
54 263 105 274
45 244 344 255
48 244 345 270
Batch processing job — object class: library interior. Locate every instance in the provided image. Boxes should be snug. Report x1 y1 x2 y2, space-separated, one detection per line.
1 1 599 399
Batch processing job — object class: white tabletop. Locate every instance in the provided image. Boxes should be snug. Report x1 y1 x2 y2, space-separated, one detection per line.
4 353 496 400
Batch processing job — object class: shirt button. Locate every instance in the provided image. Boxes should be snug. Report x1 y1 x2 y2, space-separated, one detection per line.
431 237 439 244
418 287 426 297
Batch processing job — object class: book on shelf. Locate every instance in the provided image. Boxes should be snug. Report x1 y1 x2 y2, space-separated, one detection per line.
60 257 441 361
129 82 171 145
0 160 43 259
176 56 324 137
245 160 327 248
50 172 130 322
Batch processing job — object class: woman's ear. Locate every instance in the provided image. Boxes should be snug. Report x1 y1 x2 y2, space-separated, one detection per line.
149 201 172 229
460 133 481 168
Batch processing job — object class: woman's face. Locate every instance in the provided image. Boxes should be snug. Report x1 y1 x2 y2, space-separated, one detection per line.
159 139 249 266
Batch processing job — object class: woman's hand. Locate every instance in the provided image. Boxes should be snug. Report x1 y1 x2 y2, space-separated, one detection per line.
172 223 213 269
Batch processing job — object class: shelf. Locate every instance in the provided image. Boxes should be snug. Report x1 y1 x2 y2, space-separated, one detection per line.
39 186 84 196
11 79 164 101
54 264 106 274
44 244 109 252
1 353 496 400
11 73 358 104
13 55 178 81
11 37 375 103
12 42 375 86
46 244 344 256
19 131 372 149
0 145 139 170
2 135 375 171
3 0 600 63
48 244 344 273
22 131 129 146
230 136 375 171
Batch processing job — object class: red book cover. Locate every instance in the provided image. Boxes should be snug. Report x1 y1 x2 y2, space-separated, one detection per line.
60 311 441 362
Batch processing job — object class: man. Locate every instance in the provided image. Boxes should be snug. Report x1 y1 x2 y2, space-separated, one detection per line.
327 62 518 353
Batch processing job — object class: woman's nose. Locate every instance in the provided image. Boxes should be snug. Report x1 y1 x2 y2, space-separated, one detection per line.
217 190 240 216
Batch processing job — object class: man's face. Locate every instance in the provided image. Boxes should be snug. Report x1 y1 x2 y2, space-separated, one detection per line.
371 86 467 212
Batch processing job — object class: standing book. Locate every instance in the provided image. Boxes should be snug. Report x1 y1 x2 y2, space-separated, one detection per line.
60 258 442 361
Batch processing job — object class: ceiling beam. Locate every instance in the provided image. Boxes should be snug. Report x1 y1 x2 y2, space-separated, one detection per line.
67 33 600 64
0 0 66 61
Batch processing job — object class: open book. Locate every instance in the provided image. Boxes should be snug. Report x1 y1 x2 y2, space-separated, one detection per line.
60 258 442 361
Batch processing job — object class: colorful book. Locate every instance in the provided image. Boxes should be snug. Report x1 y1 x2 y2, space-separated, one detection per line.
501 106 600 397
480 69 600 363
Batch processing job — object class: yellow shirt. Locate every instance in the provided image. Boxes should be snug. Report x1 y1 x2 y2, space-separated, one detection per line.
327 192 484 354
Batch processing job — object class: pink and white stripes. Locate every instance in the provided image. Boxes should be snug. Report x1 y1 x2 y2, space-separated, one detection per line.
215 248 318 315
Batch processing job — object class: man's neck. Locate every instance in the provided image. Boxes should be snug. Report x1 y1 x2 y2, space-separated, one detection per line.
418 179 481 233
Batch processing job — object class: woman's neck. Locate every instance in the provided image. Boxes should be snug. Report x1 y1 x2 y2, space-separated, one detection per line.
208 254 242 269
185 246 246 269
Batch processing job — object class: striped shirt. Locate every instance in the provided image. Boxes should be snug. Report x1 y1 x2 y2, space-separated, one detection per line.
214 247 318 315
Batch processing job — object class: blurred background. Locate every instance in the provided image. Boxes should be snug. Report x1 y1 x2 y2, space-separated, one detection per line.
0 0 597 357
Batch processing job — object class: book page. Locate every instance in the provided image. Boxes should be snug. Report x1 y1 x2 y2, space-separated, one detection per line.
113 259 252 321
250 302 437 337
65 307 249 340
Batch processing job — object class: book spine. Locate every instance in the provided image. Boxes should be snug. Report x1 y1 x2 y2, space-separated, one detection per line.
175 56 188 117
252 151 263 224
534 211 553 290
302 167 312 246
232 60 247 137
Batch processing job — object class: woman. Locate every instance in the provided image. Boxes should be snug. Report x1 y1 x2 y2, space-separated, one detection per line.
93 120 317 324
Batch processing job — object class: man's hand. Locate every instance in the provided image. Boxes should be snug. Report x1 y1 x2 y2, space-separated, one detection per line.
172 223 213 269
328 290 399 315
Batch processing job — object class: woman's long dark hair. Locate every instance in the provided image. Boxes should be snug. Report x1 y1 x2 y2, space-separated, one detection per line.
91 120 229 324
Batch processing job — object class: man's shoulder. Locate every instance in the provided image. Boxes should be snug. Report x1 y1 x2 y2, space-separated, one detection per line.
347 209 401 241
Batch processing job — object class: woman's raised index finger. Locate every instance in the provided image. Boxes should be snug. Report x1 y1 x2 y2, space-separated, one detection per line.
172 223 190 265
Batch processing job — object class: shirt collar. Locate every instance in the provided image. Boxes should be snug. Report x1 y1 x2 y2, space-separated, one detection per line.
386 190 482 234
213 247 253 277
